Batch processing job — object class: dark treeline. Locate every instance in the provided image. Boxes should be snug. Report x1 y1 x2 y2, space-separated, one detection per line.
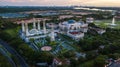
1 6 120 13
0 6 73 13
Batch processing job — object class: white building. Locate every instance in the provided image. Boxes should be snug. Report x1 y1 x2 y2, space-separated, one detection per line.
90 27 106 35
46 23 58 29
86 17 94 23
96 29 106 34
19 18 55 42
19 18 104 42
59 20 88 40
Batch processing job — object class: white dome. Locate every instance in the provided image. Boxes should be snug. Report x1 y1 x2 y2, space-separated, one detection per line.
29 29 38 35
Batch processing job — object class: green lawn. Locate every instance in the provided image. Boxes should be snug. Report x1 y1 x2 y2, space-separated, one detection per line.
94 20 120 29
79 60 94 67
3 26 20 38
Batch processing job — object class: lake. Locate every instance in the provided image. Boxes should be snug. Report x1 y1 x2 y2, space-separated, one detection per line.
0 13 28 18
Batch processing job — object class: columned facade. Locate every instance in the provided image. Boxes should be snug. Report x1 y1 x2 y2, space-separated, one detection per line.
20 18 51 42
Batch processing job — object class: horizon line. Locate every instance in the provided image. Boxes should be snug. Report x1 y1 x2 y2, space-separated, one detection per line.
0 5 120 8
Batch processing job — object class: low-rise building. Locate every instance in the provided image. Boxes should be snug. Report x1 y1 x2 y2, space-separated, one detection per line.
59 15 74 19
86 17 94 23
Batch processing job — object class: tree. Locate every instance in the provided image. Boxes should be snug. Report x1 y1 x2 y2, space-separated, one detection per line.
94 55 107 67
70 58 79 67
28 13 34 18
0 54 12 67
108 53 120 59
78 56 86 63
63 51 76 58
37 51 54 64
18 44 35 64
50 41 57 46
86 51 97 60
80 61 94 67
88 23 98 28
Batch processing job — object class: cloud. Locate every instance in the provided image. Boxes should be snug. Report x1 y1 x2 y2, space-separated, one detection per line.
83 0 120 7
0 0 120 7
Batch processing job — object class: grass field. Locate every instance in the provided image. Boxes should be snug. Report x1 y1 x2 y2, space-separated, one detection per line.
3 26 20 37
94 20 120 29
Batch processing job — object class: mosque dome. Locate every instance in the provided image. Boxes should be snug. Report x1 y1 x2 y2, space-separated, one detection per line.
29 29 38 35
68 20 76 24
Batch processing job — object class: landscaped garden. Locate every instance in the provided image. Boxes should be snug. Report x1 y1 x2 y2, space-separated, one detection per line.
94 20 120 29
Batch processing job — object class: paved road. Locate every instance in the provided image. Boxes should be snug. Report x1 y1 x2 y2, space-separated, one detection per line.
109 62 120 67
0 39 29 67
0 47 17 67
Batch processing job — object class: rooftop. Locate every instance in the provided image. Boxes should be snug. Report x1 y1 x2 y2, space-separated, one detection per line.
68 20 76 24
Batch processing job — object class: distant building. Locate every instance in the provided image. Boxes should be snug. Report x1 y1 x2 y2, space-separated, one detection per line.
59 15 73 19
90 27 106 34
53 58 62 66
52 58 70 67
86 17 94 23
46 23 58 29
72 12 92 15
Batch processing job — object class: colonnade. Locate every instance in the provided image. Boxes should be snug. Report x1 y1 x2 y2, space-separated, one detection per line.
21 18 47 36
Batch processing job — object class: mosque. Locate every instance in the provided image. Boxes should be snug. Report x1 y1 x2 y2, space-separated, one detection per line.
59 20 88 40
18 17 105 41
18 18 55 42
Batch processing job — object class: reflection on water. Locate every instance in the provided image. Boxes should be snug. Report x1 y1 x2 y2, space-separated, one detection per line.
0 13 28 18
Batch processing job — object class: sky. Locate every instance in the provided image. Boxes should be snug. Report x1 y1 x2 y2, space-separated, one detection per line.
0 0 120 7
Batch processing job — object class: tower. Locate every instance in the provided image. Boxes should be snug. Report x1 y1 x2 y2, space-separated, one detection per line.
110 16 116 26
25 23 29 36
21 21 25 33
37 20 41 31
112 16 115 25
51 24 55 41
21 21 25 37
43 20 47 34
110 10 116 26
33 18 36 29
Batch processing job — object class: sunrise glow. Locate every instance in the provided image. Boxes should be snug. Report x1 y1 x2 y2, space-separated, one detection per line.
0 0 120 7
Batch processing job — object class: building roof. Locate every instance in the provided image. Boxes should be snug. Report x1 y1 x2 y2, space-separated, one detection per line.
68 20 76 24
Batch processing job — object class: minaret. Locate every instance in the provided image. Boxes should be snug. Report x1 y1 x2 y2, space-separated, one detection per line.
37 20 41 31
112 16 115 25
33 18 36 29
43 20 47 34
110 11 116 26
51 24 55 41
25 23 29 36
21 21 25 33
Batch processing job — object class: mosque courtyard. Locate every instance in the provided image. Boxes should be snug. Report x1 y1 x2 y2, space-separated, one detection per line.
18 18 85 58
16 16 119 66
